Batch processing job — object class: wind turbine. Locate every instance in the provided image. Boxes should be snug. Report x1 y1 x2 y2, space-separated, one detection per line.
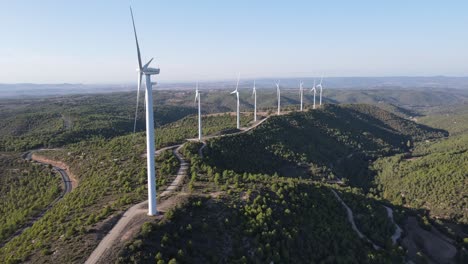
275 80 281 115
252 80 257 122
230 74 241 129
130 7 159 216
310 79 317 109
195 82 202 141
299 81 304 111
317 76 324 106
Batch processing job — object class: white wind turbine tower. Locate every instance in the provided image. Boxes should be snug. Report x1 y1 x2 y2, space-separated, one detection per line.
299 81 304 111
317 76 324 106
230 74 241 129
310 79 317 109
130 7 159 216
275 80 281 115
195 82 202 141
252 80 257 122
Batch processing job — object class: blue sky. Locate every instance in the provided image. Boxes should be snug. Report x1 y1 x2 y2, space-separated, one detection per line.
0 0 467 83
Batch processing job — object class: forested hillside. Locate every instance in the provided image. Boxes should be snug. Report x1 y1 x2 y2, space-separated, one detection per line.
373 151 467 225
0 93 196 151
2 88 465 152
417 105 468 136
156 113 252 148
372 129 468 225
117 142 403 263
0 153 60 245
0 134 150 263
0 112 251 263
204 104 446 187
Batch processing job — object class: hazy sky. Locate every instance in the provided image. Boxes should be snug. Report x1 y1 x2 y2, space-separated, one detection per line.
0 0 467 84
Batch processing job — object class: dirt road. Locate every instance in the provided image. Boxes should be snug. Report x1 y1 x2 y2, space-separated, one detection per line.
85 116 271 264
85 145 189 264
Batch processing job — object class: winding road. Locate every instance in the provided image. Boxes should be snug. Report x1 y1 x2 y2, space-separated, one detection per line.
24 150 74 197
331 189 381 250
85 117 270 264
383 205 403 244
0 150 74 248
331 189 405 250
160 145 189 197
85 142 190 264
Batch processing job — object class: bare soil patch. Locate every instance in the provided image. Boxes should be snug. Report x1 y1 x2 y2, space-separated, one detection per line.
32 153 79 189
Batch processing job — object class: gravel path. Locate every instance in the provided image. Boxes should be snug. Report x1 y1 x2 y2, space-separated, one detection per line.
85 145 188 264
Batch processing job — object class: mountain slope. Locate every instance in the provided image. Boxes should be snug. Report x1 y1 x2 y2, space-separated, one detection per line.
204 104 446 187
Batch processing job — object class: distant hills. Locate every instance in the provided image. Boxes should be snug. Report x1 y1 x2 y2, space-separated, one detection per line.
2 76 468 98
0 83 133 99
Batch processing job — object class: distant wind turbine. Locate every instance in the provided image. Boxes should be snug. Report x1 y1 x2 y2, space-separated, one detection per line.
230 74 240 129
275 80 281 115
299 81 304 111
252 80 257 122
130 7 160 216
195 82 202 141
310 79 317 109
317 76 324 106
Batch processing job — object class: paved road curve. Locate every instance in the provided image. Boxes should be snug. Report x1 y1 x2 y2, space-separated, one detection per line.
24 150 73 198
0 151 74 247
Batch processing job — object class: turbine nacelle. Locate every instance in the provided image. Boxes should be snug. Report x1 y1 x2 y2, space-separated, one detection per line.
142 58 160 75
317 76 323 90
232 73 240 95
143 67 160 75
311 79 317 92
275 81 281 93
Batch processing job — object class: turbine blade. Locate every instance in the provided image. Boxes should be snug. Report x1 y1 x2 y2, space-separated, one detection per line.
143 58 154 69
133 72 143 133
230 90 237 94
236 73 240 92
130 7 143 70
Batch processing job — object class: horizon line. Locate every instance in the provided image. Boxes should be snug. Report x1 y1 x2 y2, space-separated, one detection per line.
2 75 468 86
